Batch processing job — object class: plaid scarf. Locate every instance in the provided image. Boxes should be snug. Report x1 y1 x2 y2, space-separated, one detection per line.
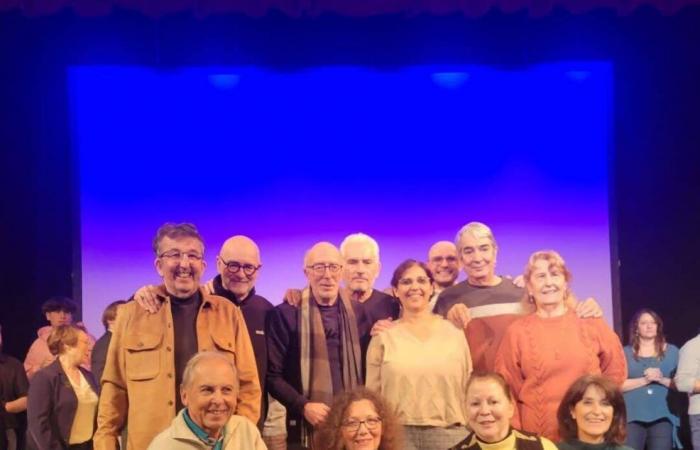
299 287 363 447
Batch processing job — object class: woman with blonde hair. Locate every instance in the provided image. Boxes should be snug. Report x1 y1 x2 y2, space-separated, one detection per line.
27 324 99 450
495 250 626 441
449 372 558 450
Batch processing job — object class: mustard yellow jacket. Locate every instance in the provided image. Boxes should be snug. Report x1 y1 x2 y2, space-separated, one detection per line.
93 287 261 450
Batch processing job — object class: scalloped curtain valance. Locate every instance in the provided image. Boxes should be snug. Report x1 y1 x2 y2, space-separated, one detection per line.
0 0 697 18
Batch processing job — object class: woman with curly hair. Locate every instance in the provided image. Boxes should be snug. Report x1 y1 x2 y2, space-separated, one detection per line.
557 375 633 450
314 387 402 450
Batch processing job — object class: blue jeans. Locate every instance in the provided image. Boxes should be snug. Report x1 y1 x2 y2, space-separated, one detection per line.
691 414 700 450
626 419 673 450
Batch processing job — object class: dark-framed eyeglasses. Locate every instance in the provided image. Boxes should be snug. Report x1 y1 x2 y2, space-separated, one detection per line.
219 257 260 276
341 416 382 432
306 263 342 275
159 251 204 262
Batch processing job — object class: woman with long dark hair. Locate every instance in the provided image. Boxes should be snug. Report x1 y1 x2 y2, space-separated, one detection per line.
622 309 680 450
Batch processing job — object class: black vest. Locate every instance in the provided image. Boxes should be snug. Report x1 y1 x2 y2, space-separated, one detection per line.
449 429 548 450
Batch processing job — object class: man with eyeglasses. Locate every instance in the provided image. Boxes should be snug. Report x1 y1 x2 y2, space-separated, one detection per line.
426 240 461 311
267 242 363 450
285 234 400 376
134 235 287 448
94 223 261 450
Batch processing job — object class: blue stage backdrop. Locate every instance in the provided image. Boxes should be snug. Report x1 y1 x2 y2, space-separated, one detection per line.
69 63 613 336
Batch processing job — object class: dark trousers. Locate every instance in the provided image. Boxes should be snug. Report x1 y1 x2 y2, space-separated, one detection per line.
627 419 673 450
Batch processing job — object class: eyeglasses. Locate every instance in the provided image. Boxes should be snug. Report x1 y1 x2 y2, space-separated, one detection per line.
159 251 203 262
306 263 342 275
397 276 431 287
341 417 382 432
219 257 260 276
430 256 459 264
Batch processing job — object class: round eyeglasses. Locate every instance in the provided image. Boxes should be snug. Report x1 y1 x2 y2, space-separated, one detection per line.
219 257 260 276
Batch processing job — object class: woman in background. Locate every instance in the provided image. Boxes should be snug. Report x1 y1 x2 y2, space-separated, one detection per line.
27 324 99 450
622 309 680 450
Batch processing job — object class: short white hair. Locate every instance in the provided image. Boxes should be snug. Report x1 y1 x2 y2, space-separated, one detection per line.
455 222 497 252
181 351 238 390
340 233 380 261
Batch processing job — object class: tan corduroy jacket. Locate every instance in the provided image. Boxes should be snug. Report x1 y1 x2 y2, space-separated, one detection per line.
93 287 261 450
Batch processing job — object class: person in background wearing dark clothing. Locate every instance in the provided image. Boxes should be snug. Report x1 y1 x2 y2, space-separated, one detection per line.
267 242 363 450
0 324 28 450
91 300 127 384
24 297 95 379
134 234 286 449
557 375 634 450
27 324 98 450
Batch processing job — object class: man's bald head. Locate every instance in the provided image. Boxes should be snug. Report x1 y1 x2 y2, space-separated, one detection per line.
304 242 343 304
216 235 262 300
428 240 460 289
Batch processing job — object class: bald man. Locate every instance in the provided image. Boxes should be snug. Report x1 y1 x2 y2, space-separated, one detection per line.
266 242 362 449
427 240 461 311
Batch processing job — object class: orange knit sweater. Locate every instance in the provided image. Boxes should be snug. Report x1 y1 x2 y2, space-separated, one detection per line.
494 311 627 441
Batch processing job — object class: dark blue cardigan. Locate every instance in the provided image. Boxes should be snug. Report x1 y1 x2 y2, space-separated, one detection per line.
26 359 99 450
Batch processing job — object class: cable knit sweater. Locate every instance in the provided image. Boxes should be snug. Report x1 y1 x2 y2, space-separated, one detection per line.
494 311 627 441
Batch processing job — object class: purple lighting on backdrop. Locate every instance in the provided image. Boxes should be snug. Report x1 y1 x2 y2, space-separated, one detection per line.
69 63 613 336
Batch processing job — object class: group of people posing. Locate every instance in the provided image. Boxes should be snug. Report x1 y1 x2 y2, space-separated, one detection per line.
1 221 699 450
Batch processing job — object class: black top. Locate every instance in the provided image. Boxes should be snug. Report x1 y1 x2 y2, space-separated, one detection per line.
351 289 400 375
212 275 275 428
318 301 343 395
267 293 348 444
558 439 635 450
0 353 28 430
91 331 112 385
212 275 274 391
170 291 201 411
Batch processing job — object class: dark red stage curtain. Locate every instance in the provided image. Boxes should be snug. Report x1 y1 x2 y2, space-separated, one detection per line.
1 0 698 17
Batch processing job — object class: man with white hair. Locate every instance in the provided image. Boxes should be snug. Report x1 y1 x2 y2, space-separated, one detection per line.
267 242 363 449
339 233 399 365
284 233 399 373
148 351 266 450
434 221 601 372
